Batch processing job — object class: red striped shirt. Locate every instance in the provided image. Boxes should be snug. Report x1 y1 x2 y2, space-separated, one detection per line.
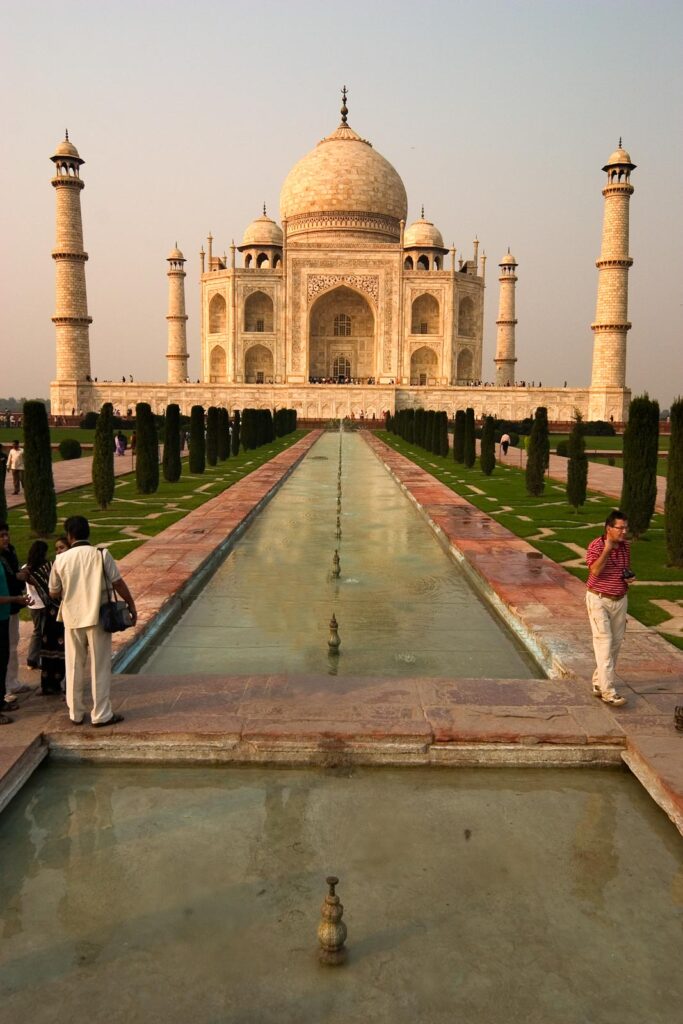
586 537 629 598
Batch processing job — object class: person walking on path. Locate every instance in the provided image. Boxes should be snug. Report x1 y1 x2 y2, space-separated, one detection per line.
49 515 137 727
7 440 24 494
500 432 511 457
585 510 633 707
0 526 31 724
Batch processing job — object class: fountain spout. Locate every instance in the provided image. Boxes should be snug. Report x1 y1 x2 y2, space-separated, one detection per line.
317 875 347 965
328 613 341 654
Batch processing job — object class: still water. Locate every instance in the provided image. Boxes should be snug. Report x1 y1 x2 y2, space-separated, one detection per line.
0 763 681 1024
138 432 540 678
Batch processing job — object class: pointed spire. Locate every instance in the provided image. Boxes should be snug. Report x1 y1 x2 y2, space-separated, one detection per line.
340 85 348 125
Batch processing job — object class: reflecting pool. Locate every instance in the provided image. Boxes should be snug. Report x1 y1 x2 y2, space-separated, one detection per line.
137 432 540 678
0 763 681 1023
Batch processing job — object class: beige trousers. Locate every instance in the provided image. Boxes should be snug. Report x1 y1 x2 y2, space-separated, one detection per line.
585 590 628 698
64 624 113 724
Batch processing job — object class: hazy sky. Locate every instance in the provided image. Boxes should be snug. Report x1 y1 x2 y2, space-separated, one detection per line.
3 0 682 406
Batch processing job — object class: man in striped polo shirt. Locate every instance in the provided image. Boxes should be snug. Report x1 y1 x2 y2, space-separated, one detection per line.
585 510 633 707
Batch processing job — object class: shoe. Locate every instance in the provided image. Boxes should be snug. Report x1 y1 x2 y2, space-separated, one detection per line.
93 713 124 728
0 713 13 725
27 661 40 670
601 693 627 707
70 718 85 726
1 699 18 712
592 686 602 697
8 685 31 695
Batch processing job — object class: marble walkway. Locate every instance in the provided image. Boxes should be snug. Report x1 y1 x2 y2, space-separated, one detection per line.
1 430 681 838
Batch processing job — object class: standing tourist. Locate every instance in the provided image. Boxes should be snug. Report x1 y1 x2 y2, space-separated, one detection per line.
0 524 31 724
7 440 24 494
20 541 51 670
585 510 633 707
49 516 137 726
22 538 68 694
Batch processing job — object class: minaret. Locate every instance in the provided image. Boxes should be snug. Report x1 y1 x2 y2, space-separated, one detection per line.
494 250 518 386
589 142 636 411
166 245 188 383
50 132 92 380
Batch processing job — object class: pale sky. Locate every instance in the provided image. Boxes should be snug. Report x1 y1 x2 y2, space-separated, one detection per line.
2 0 682 407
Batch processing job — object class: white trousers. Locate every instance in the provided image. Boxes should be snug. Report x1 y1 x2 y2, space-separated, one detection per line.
64 624 113 724
7 614 20 690
585 590 628 697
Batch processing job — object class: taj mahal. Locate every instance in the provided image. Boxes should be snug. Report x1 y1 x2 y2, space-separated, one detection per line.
49 91 636 423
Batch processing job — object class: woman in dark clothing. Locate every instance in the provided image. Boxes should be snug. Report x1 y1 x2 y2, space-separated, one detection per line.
24 539 66 695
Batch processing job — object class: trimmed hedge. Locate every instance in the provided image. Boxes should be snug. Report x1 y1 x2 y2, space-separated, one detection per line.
92 402 115 510
59 438 82 460
23 400 57 535
135 402 159 494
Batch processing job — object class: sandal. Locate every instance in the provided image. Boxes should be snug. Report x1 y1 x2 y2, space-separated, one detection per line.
601 693 627 707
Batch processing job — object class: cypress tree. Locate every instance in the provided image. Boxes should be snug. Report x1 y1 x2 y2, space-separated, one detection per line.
665 397 683 566
135 402 159 494
480 414 496 476
453 410 466 463
525 406 549 496
424 410 434 452
218 408 231 460
406 408 415 445
439 412 449 457
189 404 206 474
464 408 476 468
621 394 659 538
92 401 115 510
414 408 424 447
162 403 182 483
241 409 253 450
22 400 57 535
566 412 588 511
206 406 219 466
231 410 241 455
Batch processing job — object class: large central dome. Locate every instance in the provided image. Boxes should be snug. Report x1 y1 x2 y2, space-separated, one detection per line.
280 119 408 244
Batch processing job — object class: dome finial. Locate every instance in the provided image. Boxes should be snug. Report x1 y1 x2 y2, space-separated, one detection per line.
263 202 267 216
421 204 425 219
65 128 69 141
619 136 622 148
340 85 348 125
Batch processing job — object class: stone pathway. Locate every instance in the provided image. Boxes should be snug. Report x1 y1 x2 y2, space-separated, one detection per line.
5 451 136 508
499 445 668 512
1 429 681 839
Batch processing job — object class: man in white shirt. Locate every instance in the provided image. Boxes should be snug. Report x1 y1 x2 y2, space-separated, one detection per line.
7 441 24 494
50 515 137 726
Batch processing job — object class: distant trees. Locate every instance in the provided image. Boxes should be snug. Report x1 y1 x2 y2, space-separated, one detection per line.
163 403 182 483
206 406 219 466
480 415 496 476
453 410 466 464
22 400 57 535
621 394 659 538
92 402 115 510
566 412 588 511
665 397 683 566
463 408 476 468
135 402 159 494
189 405 206 473
525 406 549 496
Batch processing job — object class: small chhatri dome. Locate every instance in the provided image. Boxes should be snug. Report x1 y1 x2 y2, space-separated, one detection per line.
241 208 284 248
52 131 83 163
168 244 185 260
404 209 445 249
280 87 408 242
603 139 635 170
500 249 517 266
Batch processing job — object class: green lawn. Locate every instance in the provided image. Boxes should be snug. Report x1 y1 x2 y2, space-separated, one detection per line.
6 431 307 564
0 427 97 445
549 433 670 452
587 453 669 477
378 431 683 652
